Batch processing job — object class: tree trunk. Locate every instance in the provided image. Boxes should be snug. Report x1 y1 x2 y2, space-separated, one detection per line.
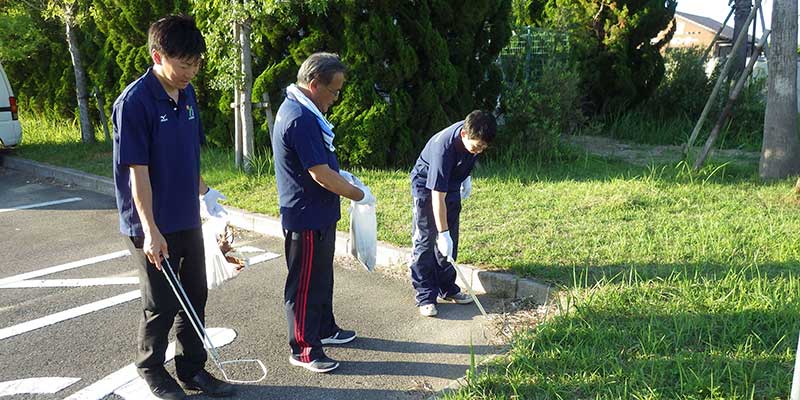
232 20 242 169
64 3 94 144
760 0 800 179
729 0 752 81
240 16 254 173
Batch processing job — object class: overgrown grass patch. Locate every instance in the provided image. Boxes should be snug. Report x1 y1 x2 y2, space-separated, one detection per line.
16 115 114 177
445 266 800 399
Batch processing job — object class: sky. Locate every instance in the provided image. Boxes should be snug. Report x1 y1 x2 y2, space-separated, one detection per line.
675 0 773 37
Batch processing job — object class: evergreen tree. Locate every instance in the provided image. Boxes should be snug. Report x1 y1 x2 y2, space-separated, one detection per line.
249 0 511 167
521 0 676 113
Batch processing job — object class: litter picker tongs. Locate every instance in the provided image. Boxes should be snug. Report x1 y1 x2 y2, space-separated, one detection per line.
160 257 267 383
448 256 488 319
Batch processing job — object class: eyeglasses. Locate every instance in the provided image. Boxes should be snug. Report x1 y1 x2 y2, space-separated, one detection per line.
321 85 341 98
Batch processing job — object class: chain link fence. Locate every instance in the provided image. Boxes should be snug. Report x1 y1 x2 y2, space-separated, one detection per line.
498 26 572 82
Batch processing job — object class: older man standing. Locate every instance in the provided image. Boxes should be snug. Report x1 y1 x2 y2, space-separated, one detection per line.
271 52 375 373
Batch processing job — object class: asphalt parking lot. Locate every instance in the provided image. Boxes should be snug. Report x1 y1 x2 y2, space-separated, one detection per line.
0 166 500 400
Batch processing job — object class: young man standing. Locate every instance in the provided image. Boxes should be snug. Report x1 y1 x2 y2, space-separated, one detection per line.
112 15 234 400
272 52 375 373
409 110 497 317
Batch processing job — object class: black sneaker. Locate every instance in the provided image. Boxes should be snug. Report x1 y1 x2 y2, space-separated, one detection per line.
147 378 186 400
289 355 340 373
177 369 236 397
321 329 357 345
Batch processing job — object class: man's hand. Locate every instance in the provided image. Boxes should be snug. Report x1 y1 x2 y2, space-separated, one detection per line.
436 231 454 260
460 176 472 200
201 187 228 217
355 185 376 205
143 230 169 269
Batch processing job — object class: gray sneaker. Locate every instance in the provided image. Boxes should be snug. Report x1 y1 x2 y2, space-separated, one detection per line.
440 292 474 304
321 329 356 345
289 355 340 373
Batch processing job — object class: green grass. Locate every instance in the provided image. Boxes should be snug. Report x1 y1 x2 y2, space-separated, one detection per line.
15 116 114 177
596 107 763 152
16 112 800 398
446 266 800 399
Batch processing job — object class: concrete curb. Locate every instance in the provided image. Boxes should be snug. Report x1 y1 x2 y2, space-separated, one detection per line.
1 155 550 302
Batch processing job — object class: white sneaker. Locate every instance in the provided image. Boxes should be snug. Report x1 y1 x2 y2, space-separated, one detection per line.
419 304 438 317
440 292 474 304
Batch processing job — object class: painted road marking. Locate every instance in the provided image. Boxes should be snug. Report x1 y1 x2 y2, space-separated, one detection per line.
0 377 80 396
0 250 131 286
64 327 236 400
0 197 83 213
247 252 281 265
0 277 139 288
236 246 265 253
0 290 141 340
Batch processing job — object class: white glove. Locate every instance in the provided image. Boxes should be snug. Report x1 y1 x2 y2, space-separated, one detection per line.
339 169 355 184
460 176 472 200
355 185 376 205
201 187 228 218
436 231 454 260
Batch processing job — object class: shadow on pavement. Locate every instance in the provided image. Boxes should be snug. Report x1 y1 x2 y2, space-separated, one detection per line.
348 336 493 355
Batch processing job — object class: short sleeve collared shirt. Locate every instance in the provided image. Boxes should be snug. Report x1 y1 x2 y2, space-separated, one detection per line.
410 121 477 200
271 91 341 231
112 68 205 237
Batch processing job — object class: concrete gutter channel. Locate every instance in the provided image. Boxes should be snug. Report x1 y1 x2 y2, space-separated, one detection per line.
1 154 552 397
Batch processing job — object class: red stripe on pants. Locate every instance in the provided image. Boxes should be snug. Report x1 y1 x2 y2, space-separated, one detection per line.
294 231 315 362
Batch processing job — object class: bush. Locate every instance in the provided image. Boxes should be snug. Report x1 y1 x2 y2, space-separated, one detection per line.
598 48 767 150
497 61 584 161
650 48 712 117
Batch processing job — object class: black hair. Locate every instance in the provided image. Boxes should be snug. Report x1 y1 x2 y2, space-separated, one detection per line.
148 15 206 61
297 52 347 85
463 110 497 144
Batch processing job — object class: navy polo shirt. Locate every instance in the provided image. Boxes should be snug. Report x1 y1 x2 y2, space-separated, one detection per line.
112 68 204 237
410 121 478 200
272 91 341 231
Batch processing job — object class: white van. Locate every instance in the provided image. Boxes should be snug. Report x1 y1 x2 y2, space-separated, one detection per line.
0 62 22 149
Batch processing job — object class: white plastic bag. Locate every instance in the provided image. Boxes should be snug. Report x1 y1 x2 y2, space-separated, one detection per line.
340 170 377 271
202 216 241 289
349 202 377 271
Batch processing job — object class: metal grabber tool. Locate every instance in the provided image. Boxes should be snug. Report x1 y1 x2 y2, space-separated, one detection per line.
448 257 488 319
160 257 267 383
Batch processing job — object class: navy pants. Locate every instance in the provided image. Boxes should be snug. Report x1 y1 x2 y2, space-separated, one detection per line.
410 194 462 306
126 228 208 385
284 224 340 362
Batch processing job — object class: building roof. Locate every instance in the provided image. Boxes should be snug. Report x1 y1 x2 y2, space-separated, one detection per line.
675 11 735 40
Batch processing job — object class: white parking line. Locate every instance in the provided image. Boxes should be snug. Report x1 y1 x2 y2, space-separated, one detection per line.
247 252 281 265
0 277 139 288
0 197 83 213
0 250 130 286
64 327 236 400
0 290 141 340
0 377 81 396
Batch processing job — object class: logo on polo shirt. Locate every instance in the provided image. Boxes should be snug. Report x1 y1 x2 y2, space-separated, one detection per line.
187 105 195 120
160 114 168 123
